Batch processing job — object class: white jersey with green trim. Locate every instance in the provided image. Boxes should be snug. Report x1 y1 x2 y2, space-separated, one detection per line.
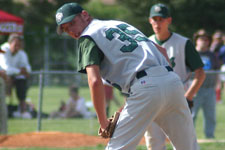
149 33 191 85
81 19 169 93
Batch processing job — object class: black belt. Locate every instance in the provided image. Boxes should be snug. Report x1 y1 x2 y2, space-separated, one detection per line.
136 66 173 79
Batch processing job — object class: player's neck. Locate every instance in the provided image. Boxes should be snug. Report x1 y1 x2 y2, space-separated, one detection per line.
156 30 171 41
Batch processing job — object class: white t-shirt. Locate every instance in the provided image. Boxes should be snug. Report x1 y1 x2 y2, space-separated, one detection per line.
0 42 31 78
66 97 95 118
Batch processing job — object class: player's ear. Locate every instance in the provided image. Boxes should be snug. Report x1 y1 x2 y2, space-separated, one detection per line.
149 18 152 24
167 17 172 24
81 10 89 20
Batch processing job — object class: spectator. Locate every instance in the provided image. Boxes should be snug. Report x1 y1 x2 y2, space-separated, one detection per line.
210 30 224 55
209 30 225 102
218 31 225 64
0 49 7 134
0 33 32 119
192 29 219 139
218 31 225 100
50 84 96 119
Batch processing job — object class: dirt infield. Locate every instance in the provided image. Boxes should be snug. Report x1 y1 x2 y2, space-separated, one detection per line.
1 132 224 148
0 132 146 148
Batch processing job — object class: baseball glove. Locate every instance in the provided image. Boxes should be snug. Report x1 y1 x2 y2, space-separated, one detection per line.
98 111 120 139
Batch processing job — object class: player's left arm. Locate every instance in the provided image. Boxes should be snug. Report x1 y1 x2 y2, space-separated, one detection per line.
185 40 206 100
86 65 109 129
185 67 205 100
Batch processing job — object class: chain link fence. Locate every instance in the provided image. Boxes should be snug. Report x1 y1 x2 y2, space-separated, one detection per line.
2 70 225 136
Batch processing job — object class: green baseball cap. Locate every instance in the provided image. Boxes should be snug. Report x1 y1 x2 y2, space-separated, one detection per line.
149 3 170 18
56 3 83 25
55 3 83 34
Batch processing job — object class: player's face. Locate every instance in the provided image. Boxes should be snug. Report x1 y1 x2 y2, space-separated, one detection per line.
61 11 90 39
149 16 171 34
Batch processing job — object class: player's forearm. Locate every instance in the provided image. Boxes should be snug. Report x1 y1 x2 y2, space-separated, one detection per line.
88 80 107 123
86 65 108 128
185 68 205 100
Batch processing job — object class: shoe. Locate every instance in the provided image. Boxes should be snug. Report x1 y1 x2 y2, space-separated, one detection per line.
206 136 215 139
13 111 21 118
21 112 32 119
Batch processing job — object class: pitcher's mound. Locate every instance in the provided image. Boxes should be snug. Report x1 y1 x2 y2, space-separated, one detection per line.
0 131 146 148
0 132 108 148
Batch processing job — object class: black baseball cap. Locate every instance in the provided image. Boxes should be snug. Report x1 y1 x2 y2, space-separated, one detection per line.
55 3 83 34
149 3 170 18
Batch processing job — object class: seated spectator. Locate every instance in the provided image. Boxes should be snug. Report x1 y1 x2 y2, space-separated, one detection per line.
192 29 219 139
50 84 96 119
8 100 48 119
0 33 32 119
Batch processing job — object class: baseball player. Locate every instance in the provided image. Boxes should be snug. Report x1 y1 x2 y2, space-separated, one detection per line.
56 3 199 150
144 3 205 150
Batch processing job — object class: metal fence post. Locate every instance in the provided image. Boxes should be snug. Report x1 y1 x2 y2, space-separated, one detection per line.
37 70 44 132
0 78 7 134
44 26 49 86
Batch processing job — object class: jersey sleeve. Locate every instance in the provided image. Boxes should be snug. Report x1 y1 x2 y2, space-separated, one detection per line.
185 40 204 71
77 36 104 73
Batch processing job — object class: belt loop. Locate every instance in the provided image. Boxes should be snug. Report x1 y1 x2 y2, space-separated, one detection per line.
136 66 173 80
136 70 147 79
166 66 173 72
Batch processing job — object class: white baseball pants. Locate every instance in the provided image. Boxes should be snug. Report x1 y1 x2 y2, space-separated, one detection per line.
105 66 199 150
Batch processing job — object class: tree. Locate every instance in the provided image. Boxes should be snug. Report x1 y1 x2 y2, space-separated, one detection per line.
12 0 89 70
118 0 225 38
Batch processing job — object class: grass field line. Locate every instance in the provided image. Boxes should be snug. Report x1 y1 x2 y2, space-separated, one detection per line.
197 139 225 143
2 131 225 144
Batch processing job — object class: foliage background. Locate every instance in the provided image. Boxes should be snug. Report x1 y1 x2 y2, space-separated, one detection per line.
0 0 225 71
119 0 225 37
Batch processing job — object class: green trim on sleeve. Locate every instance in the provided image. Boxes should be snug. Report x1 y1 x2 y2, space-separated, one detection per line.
77 36 104 73
185 40 204 71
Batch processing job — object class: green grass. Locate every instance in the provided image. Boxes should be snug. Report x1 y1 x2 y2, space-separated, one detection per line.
2 86 225 150
1 143 225 150
7 119 100 135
